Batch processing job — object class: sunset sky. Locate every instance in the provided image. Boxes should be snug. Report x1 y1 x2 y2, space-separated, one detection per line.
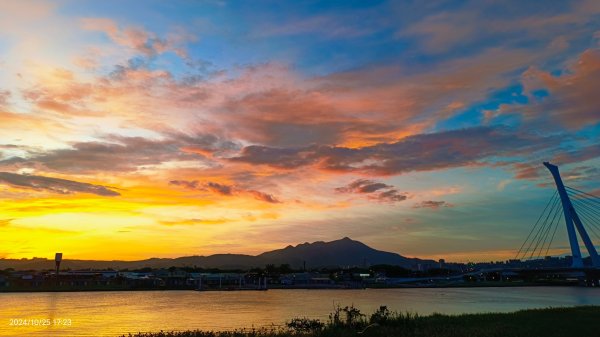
1 0 599 262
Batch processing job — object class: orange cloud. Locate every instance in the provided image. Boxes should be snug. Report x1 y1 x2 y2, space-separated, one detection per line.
159 218 230 226
522 49 600 129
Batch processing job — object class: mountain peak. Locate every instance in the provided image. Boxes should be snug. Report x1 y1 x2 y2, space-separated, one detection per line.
257 237 430 268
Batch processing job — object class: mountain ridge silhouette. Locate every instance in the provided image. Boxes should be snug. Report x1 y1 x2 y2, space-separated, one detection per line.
0 237 434 270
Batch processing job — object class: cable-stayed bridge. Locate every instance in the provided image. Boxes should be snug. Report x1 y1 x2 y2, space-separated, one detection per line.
360 162 600 287
387 162 600 287
515 162 600 269
487 162 600 286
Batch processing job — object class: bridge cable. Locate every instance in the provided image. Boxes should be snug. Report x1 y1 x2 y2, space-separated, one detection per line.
537 205 563 258
572 210 600 247
569 194 600 213
566 188 600 207
517 191 558 260
571 199 600 240
545 213 563 256
565 189 600 233
570 194 600 217
571 200 600 242
565 186 600 202
570 196 600 225
523 193 560 260
515 191 558 259
526 194 561 260
532 197 562 260
563 193 600 246
533 203 559 260
573 209 600 244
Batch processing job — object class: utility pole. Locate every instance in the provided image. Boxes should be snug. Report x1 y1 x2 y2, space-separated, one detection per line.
55 253 62 287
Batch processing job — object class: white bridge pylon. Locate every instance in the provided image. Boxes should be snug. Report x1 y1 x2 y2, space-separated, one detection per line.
544 162 600 268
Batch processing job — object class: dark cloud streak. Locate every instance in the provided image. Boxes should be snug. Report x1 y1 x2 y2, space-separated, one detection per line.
231 126 559 176
336 179 407 203
413 200 453 209
170 180 281 203
0 133 239 174
0 172 120 196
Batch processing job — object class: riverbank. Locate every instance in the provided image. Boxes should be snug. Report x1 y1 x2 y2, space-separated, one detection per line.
0 279 583 292
120 306 600 337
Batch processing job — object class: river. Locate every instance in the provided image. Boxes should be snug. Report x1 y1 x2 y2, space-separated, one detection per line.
1 287 599 336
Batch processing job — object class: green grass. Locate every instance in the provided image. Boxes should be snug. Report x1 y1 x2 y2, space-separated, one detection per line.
120 306 600 337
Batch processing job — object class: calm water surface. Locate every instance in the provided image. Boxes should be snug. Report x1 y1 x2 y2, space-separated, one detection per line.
1 287 599 336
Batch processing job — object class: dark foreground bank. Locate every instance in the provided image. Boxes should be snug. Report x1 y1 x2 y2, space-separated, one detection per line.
121 305 600 337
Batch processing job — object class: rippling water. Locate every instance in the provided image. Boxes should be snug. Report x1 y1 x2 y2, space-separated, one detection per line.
1 287 599 336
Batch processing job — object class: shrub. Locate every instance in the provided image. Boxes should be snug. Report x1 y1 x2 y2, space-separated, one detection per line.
369 306 391 325
286 318 324 334
329 304 365 328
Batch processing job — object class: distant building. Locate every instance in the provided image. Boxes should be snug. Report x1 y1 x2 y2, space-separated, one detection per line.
279 272 333 286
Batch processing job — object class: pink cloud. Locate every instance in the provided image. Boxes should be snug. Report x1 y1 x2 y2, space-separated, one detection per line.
0 90 10 108
413 200 454 210
80 18 192 58
398 0 600 54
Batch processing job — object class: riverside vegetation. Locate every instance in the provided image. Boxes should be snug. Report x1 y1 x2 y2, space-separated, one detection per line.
121 305 600 337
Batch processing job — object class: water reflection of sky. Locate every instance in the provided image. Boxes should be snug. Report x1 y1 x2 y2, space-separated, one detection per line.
0 287 599 336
